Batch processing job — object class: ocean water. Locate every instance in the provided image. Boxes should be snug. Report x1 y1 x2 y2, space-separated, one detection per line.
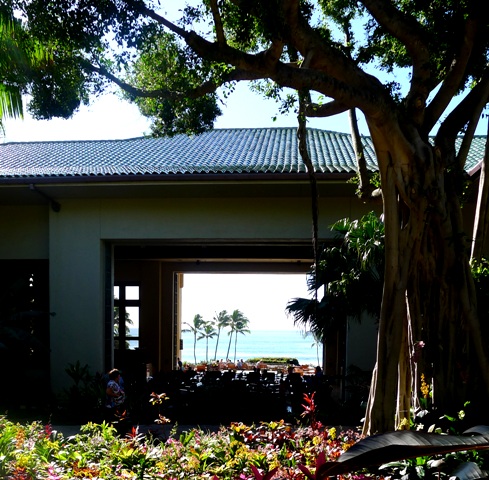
180 329 323 366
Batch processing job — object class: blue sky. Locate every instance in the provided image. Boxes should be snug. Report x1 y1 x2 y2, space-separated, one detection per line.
181 273 311 332
2 81 361 143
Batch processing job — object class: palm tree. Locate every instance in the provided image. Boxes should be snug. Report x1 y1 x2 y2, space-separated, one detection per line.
226 309 248 361
183 314 205 364
198 321 217 363
286 211 384 342
113 303 134 350
0 6 54 133
213 310 230 361
233 316 250 363
0 7 26 132
303 330 322 366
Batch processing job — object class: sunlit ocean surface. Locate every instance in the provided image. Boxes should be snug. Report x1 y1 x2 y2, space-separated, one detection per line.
180 329 322 366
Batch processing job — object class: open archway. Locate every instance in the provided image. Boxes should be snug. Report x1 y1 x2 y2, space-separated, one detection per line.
179 273 321 367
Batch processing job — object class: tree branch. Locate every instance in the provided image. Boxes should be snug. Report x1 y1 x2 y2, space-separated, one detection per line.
84 60 263 100
125 0 390 122
280 0 392 119
350 107 373 198
304 100 349 118
122 0 189 40
209 0 226 45
456 85 489 171
297 89 319 270
360 0 431 124
424 18 479 134
436 69 489 168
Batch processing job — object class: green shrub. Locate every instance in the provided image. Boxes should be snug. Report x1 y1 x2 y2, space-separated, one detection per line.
2 396 489 480
246 357 300 366
0 414 360 479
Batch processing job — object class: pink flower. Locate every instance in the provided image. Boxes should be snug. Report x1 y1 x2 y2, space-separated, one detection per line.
47 465 61 480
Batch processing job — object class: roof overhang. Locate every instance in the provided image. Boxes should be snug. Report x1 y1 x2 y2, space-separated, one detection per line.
0 172 357 206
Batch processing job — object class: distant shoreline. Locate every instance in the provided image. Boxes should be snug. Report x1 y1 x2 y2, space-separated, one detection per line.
179 329 322 366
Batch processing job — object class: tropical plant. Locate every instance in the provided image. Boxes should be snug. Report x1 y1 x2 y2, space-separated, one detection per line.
212 309 230 361
0 411 363 479
471 258 489 342
4 405 489 480
60 361 105 421
0 6 27 131
183 314 205 364
197 320 217 363
226 309 249 362
0 4 82 133
113 302 134 350
317 425 489 479
303 330 322 367
247 357 299 366
287 211 384 343
233 314 250 363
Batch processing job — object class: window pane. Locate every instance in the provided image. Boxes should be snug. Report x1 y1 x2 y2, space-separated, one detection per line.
113 286 119 299
126 286 139 300
126 306 139 336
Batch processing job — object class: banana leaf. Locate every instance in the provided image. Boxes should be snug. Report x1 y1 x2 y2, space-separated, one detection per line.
449 461 489 480
318 427 489 478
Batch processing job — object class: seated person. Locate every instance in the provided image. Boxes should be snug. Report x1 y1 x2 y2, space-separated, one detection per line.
218 359 227 370
106 368 126 409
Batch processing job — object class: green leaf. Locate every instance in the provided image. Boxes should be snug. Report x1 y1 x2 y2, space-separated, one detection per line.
450 461 489 480
317 429 489 478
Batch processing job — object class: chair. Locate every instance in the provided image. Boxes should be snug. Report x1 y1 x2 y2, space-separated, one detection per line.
246 371 261 385
202 370 222 386
221 370 236 385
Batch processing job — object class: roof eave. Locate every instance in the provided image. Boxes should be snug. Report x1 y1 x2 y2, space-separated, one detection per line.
0 171 356 186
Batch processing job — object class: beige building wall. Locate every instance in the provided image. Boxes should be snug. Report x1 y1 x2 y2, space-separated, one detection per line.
346 314 378 372
0 205 49 258
98 196 365 240
49 200 107 392
1 193 373 392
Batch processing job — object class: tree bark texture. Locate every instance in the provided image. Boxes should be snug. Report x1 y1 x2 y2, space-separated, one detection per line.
362 121 489 434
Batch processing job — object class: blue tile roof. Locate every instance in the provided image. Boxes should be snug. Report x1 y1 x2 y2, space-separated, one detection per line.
0 128 484 179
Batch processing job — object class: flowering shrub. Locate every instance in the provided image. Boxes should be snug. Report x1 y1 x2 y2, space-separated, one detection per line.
0 413 363 479
3 404 487 479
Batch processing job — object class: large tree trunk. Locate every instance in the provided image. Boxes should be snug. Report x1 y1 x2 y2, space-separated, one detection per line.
363 123 489 435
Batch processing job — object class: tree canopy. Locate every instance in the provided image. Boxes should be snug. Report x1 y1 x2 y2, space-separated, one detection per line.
4 0 489 137
3 0 489 433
